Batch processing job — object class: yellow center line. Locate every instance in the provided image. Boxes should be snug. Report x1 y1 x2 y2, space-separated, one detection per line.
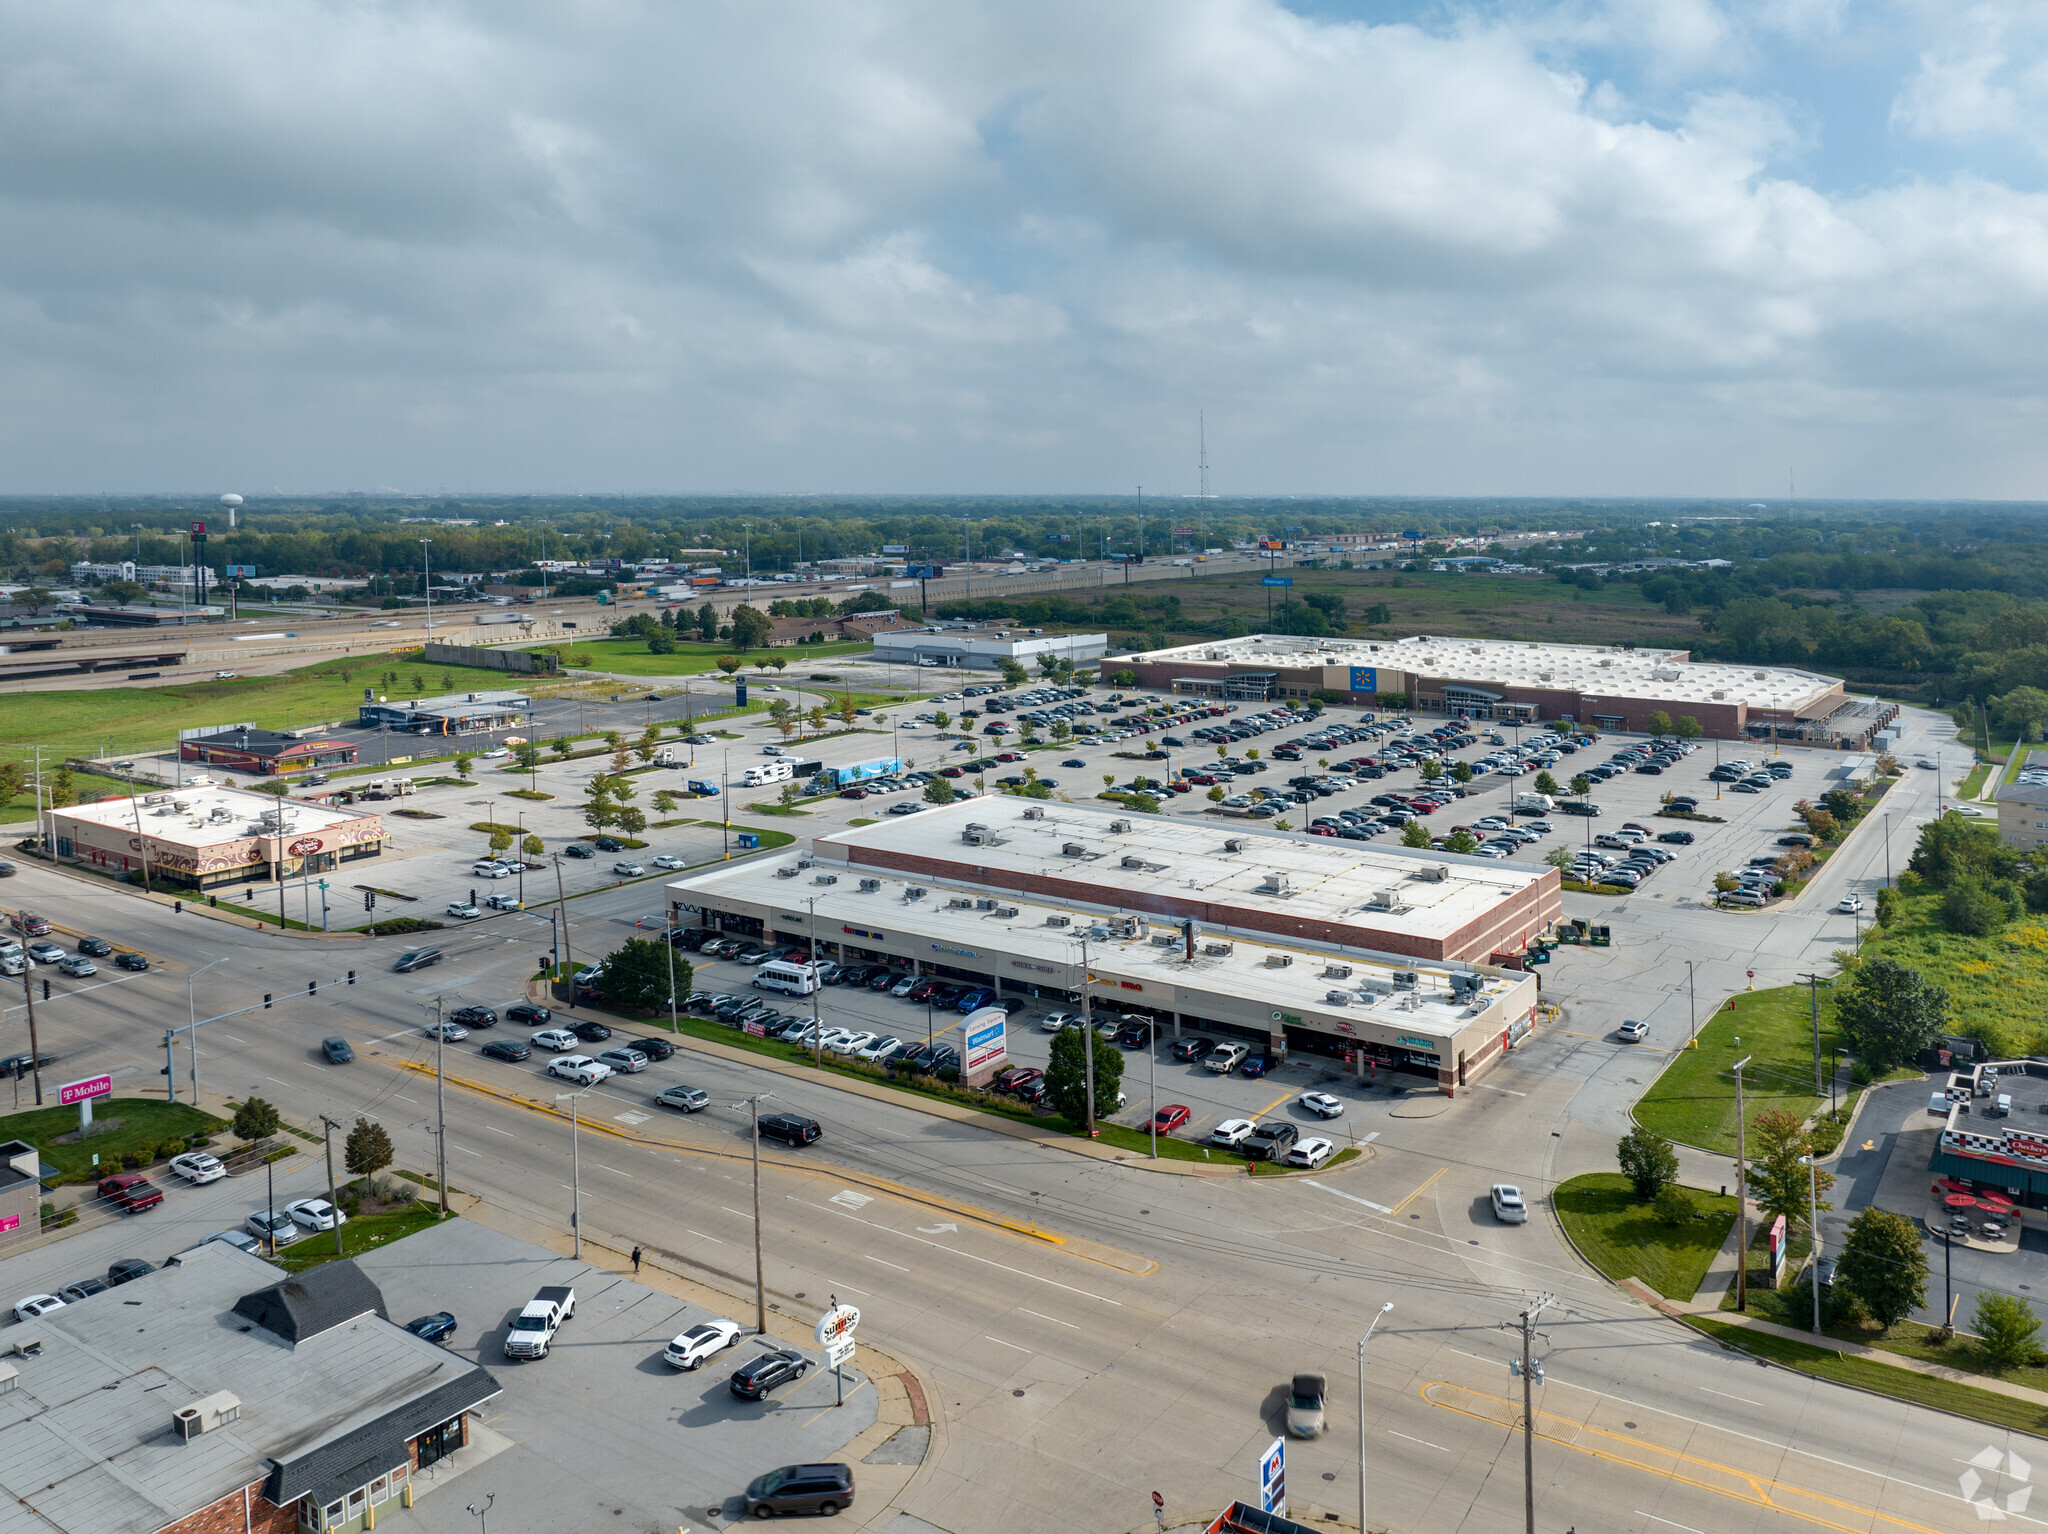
1424 1381 1953 1534
1390 1165 1449 1216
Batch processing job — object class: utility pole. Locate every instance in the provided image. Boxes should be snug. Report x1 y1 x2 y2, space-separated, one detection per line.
1798 973 1827 1096
1805 1154 1822 1333
435 996 448 1217
319 1113 345 1260
807 897 823 1064
420 538 434 637
1734 1055 1753 1310
1505 1298 1552 1534
732 1092 774 1332
16 962 43 1106
552 855 574 1006
1685 959 1697 1049
556 1085 588 1258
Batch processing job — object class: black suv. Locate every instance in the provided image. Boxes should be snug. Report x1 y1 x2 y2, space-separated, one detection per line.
1244 1122 1300 1160
758 1113 822 1147
592 836 625 852
730 1348 811 1400
626 1035 674 1061
75 937 112 957
745 1464 854 1519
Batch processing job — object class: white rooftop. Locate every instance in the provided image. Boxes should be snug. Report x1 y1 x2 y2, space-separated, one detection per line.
1122 633 1842 712
58 787 369 848
814 797 1545 948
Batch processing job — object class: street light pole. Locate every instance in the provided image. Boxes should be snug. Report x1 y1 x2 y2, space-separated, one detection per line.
555 1085 590 1259
1357 1302 1392 1534
1685 959 1697 1050
1734 1055 1753 1310
1078 936 1097 1138
183 956 229 1106
1804 1153 1822 1333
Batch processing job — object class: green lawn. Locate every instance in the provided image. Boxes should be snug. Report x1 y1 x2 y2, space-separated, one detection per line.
273 1203 447 1273
1633 986 1843 1154
1554 1173 1737 1301
531 637 873 677
0 1099 226 1184
1685 1316 2048 1436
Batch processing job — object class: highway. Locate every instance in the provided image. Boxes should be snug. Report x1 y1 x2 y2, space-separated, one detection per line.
0 842 2021 1534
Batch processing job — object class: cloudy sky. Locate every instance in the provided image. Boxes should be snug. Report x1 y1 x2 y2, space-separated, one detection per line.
2 0 2046 498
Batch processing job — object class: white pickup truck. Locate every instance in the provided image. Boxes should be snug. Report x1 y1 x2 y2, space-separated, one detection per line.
503 1285 576 1360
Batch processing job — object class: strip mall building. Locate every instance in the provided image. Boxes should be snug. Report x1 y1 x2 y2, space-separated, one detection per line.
52 788 384 890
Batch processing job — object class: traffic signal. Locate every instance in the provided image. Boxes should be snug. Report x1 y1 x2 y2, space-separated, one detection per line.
263 993 271 1009
306 980 316 997
364 891 375 911
346 969 355 986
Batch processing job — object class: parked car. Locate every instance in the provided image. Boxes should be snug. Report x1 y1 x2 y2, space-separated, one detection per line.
744 1464 855 1519
613 861 645 877
58 1276 108 1303
405 1312 459 1343
563 842 595 858
1150 1104 1191 1133
13 1294 65 1321
168 1152 225 1184
200 1229 261 1254
1209 1118 1256 1147
1284 1137 1336 1169
245 1209 301 1247
1243 1122 1299 1160
664 1317 744 1370
285 1198 346 1231
1298 1091 1344 1119
729 1347 811 1400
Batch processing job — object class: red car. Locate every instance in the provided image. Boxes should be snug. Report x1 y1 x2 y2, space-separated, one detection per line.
940 767 965 778
838 788 868 800
1307 826 1335 836
996 751 1025 763
994 1066 1045 1094
1185 773 1218 786
1151 1104 1191 1133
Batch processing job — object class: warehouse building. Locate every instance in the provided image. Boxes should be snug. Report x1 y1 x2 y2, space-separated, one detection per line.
1112 633 1889 743
178 726 359 776
870 626 1109 672
53 786 384 889
0 1244 500 1534
666 799 1553 1089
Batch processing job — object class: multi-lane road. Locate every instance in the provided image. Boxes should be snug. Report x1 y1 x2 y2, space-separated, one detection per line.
0 709 2022 1534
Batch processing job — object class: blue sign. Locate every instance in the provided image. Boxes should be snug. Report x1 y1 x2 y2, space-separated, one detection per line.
226 564 257 578
1259 1438 1286 1517
1349 666 1378 694
1260 576 1293 587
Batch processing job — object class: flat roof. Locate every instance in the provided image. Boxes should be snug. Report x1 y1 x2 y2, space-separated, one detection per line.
1119 633 1841 712
57 787 369 848
814 798 1544 948
0 1242 493 1534
1997 782 2048 806
186 728 346 752
667 857 1527 1043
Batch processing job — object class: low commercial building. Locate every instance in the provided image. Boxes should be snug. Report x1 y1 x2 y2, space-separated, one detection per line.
0 1140 48 1249
870 626 1109 672
178 726 359 776
1928 1060 2048 1213
1996 781 2048 852
1111 633 1886 743
53 787 384 890
666 799 1552 1089
0 1244 500 1534
358 689 531 735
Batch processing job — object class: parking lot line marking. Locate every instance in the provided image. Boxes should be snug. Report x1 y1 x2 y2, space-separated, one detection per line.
685 1229 724 1244
1470 1082 1526 1096
864 1255 910 1272
1018 1307 1078 1329
1636 1515 1705 1534
1390 1166 1448 1216
982 1335 1030 1352
1387 1430 1448 1452
1699 1387 1760 1406
1252 1086 1296 1121
595 1164 633 1179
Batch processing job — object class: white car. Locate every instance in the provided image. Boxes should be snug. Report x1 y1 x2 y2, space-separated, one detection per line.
1299 1092 1345 1120
245 1209 301 1247
1040 1011 1082 1033
855 1035 903 1062
480 747 511 759
13 1294 64 1321
663 1317 744 1370
1491 1184 1529 1224
826 1030 876 1056
1208 1118 1257 1148
1916 758 1938 769
168 1152 225 1184
286 1198 347 1232
1615 1020 1649 1043
1285 1137 1336 1169
0 955 28 977
547 1054 613 1086
445 903 481 920
530 1028 579 1052
483 893 522 912
472 863 512 880
652 855 686 870
613 861 645 877
1837 895 1864 914
425 1021 471 1041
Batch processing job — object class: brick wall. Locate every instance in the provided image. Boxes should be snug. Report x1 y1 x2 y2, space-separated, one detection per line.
161 1481 298 1534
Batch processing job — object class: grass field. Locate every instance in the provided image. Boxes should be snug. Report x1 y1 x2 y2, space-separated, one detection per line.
0 1099 226 1184
1554 1173 1737 1301
533 637 873 677
272 1203 446 1272
1861 891 2048 1059
1633 986 1842 1154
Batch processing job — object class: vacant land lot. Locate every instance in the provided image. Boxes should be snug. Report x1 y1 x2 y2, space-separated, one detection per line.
1555 1172 1737 1301
1861 892 2048 1060
1633 986 1842 1154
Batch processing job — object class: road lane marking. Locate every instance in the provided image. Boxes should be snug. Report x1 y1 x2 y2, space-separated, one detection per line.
982 1335 1030 1352
267 1076 291 1087
864 1255 910 1272
790 1195 1123 1306
1018 1308 1077 1329
216 1034 247 1045
1699 1387 1759 1406
721 1206 754 1220
1637 1515 1705 1534
1387 1430 1448 1452
452 1145 482 1157
1302 1179 1391 1214
484 1125 515 1137
596 1164 633 1179
1390 1166 1449 1216
685 1229 724 1244
392 1094 417 1103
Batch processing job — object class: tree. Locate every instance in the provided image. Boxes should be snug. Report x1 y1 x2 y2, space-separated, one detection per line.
601 937 688 1012
522 834 546 860
1645 710 1673 736
550 736 573 760
1126 792 1160 813
1673 715 1703 740
1836 1207 1928 1331
454 754 474 778
728 605 773 650
1834 957 1948 1072
1570 773 1592 797
1712 871 1740 893
1363 602 1392 626
1974 1292 2044 1372
1419 758 1443 783
651 790 677 815
646 632 677 654
696 603 718 641
635 726 659 764
49 768 75 809
1045 1023 1125 1123
837 692 858 725
1400 820 1432 847
808 705 829 733
1206 785 1226 803
614 806 648 838
1994 686 2048 743
344 1116 394 1179
489 829 513 857
232 1097 281 1143
1544 846 1574 870
1746 1108 1835 1230
716 654 742 676
1534 771 1559 796
1942 878 2010 936
1446 829 1478 854
996 656 1029 686
924 776 956 805
1450 760 1473 783
1617 1125 1679 1201
514 743 540 771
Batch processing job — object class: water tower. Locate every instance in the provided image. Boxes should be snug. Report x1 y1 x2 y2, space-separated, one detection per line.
219 492 242 529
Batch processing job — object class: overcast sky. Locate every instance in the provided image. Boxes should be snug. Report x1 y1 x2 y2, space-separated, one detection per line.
2 0 2045 499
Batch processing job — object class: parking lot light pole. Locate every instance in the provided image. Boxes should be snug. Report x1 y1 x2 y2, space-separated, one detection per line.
1733 1055 1753 1310
555 1086 591 1259
1357 1301 1393 1534
1802 1154 1821 1333
1685 959 1698 1049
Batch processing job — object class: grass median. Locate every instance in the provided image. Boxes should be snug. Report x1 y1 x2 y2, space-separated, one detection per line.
1632 985 1844 1154
1554 1173 1735 1301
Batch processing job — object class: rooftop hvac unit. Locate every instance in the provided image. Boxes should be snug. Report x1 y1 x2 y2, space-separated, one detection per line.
1260 872 1290 894
1391 970 1418 990
143 793 165 805
1224 838 1246 853
975 896 996 911
1061 842 1087 857
1108 819 1131 834
948 897 974 909
1325 991 1352 1005
1367 888 1399 910
1265 953 1292 968
904 886 928 900
1323 964 1353 980
812 873 838 885
858 878 882 892
1150 933 1177 947
4 1337 41 1359
993 905 1019 918
0 1361 16 1394
797 854 816 869
1045 915 1071 928
1358 977 1394 996
1021 806 1045 820
962 823 989 840
1120 855 1146 869
1111 916 1142 937
1413 864 1450 883
172 1392 241 1442
1449 972 1481 998
775 866 798 878
964 830 995 846
1202 941 1234 957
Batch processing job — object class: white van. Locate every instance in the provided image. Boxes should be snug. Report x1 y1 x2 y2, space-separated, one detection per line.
753 960 820 996
741 761 795 788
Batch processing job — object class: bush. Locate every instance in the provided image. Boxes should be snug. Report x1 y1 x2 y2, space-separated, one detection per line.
156 1138 185 1161
1974 1291 2044 1372
1652 1184 1697 1225
1617 1125 1680 1201
121 1152 141 1171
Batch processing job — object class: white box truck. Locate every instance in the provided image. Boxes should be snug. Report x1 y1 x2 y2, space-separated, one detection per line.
1512 792 1554 813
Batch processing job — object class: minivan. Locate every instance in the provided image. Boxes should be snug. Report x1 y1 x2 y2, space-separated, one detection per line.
745 1463 854 1519
1719 889 1767 907
392 947 443 972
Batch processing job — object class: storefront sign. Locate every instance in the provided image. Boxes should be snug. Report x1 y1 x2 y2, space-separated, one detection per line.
1270 1011 1302 1024
1120 981 1142 991
841 926 880 940
1348 666 1378 693
931 942 977 958
1397 1035 1434 1049
0 1215 18 1234
963 1008 1008 1073
1010 960 1059 974
287 837 323 855
1331 1019 1355 1035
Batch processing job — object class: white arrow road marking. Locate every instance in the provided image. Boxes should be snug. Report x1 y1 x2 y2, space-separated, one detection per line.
917 1221 959 1233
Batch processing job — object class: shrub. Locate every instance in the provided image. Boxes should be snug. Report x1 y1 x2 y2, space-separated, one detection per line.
156 1138 185 1161
1974 1291 2044 1373
1617 1125 1679 1201
121 1152 142 1171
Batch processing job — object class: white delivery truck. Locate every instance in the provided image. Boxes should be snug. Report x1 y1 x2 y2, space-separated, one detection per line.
1512 792 1554 813
754 960 821 996
741 760 796 788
